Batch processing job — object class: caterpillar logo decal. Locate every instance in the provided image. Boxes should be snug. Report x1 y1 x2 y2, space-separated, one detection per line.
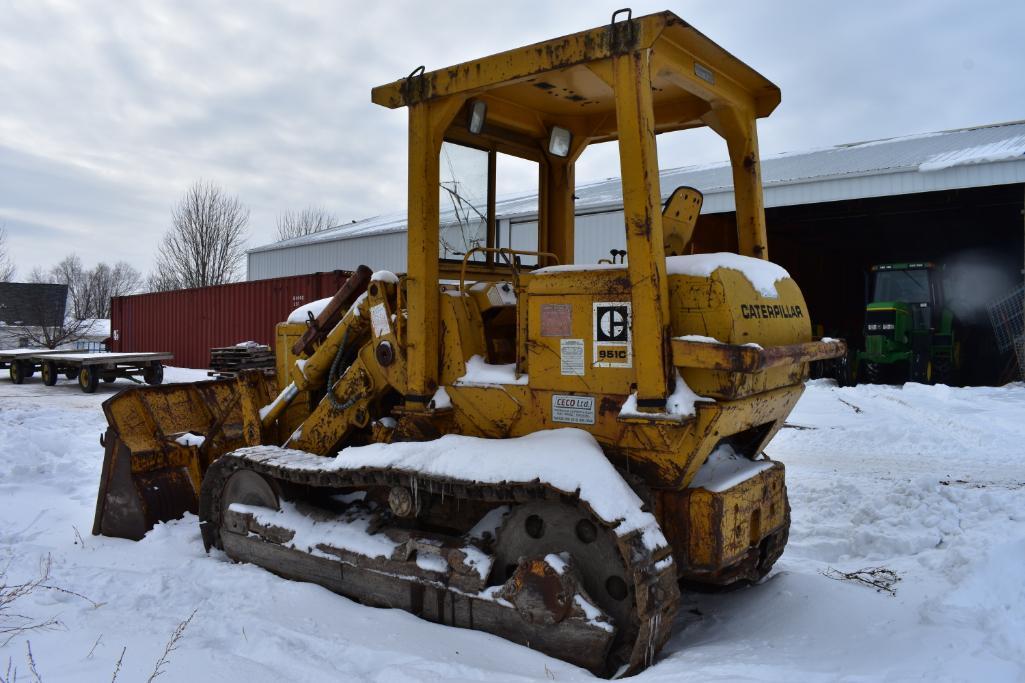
740 303 804 320
593 302 632 368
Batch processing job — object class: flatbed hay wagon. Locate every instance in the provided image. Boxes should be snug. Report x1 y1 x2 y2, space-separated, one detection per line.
1 350 172 392
0 349 66 381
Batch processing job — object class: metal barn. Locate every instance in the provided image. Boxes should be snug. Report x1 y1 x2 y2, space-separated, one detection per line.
247 121 1025 384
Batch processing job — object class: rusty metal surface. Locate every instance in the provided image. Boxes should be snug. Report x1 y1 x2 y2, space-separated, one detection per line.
110 271 352 369
291 265 371 357
371 11 780 120
654 462 789 586
92 375 275 539
672 337 847 373
92 429 199 540
200 450 679 677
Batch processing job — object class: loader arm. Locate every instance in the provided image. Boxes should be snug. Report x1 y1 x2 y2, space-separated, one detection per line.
258 275 407 454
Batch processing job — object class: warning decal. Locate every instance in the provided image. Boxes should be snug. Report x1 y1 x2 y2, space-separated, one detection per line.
593 302 632 368
370 303 391 338
560 338 584 375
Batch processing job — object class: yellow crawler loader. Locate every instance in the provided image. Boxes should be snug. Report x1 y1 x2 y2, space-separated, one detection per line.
92 10 844 676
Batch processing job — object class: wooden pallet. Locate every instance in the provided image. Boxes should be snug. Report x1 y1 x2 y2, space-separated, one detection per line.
209 345 275 378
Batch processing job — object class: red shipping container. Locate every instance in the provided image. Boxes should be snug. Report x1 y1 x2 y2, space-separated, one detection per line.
111 271 351 370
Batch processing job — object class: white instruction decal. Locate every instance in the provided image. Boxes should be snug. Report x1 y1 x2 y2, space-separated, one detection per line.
593 301 632 368
370 303 390 338
560 338 584 376
552 394 595 425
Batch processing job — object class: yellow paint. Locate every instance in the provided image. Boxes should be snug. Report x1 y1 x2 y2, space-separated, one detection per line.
99 11 847 585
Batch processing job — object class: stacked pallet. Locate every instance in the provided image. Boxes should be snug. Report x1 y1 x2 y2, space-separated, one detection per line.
208 342 275 378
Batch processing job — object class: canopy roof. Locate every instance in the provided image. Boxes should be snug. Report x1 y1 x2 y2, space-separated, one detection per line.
371 11 780 143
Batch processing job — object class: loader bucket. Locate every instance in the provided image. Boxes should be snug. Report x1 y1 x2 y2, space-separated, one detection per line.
92 375 276 540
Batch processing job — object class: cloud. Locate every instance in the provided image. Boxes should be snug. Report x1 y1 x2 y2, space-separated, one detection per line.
0 0 1022 278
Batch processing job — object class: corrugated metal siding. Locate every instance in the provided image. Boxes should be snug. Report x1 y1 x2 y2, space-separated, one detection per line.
111 272 351 369
248 233 406 281
245 120 1025 279
751 159 1025 212
497 214 627 265
575 212 627 262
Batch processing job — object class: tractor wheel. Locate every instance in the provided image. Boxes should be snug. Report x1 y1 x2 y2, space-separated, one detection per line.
932 357 952 385
144 362 164 386
910 353 932 384
78 366 99 393
862 361 882 384
833 353 852 387
41 361 58 386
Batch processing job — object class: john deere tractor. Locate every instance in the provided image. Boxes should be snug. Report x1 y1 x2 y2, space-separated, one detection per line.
857 262 959 384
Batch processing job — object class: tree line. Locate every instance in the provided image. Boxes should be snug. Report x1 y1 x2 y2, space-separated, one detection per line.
0 181 340 348
146 180 338 292
28 256 142 319
0 181 340 295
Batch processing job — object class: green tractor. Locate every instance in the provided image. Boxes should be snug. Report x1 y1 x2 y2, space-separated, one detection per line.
857 262 960 385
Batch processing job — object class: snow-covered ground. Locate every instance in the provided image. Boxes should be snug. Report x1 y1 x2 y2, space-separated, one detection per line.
1 372 1023 681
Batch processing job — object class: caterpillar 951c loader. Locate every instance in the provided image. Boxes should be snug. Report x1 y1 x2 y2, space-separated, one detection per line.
92 10 844 676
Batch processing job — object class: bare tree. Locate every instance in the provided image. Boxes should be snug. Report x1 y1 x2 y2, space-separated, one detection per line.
26 266 48 284
276 206 337 241
0 226 15 282
28 256 142 319
18 314 89 349
145 269 179 293
85 261 143 318
151 181 249 290
48 254 88 318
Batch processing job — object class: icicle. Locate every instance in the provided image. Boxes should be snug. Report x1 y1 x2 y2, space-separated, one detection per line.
645 612 661 666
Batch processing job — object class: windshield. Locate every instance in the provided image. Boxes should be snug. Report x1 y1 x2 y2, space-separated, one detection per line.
873 269 930 303
438 140 541 265
439 142 489 261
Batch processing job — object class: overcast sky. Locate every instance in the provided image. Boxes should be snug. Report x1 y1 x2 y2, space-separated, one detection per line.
1 0 1023 279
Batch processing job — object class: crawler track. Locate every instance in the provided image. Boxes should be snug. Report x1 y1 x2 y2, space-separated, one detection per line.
200 447 679 677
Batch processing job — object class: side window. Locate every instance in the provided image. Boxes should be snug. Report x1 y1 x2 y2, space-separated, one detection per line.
495 152 539 266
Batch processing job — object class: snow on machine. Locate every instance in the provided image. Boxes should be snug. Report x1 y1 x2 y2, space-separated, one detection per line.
92 10 844 676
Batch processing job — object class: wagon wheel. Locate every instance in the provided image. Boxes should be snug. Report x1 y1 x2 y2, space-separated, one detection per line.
41 361 59 386
144 362 164 386
103 376 116 384
64 368 76 380
79 366 99 393
9 360 26 384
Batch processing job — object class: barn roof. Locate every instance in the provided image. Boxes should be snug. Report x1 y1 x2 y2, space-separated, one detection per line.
0 282 69 327
249 119 1025 255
